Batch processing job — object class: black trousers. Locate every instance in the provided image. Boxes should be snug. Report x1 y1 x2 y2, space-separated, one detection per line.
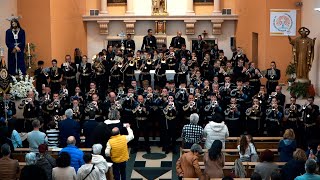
110 76 122 92
65 78 77 95
154 74 167 88
132 120 150 150
162 119 177 150
139 73 151 86
50 82 61 94
226 120 241 137
174 74 187 87
267 81 278 95
266 121 281 136
246 119 261 136
79 75 91 94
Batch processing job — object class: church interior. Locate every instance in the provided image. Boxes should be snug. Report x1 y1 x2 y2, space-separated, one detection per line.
0 0 320 180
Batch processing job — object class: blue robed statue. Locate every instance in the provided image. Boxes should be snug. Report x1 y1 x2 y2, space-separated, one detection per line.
5 18 26 75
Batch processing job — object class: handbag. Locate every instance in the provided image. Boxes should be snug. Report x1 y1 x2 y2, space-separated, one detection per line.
82 164 95 180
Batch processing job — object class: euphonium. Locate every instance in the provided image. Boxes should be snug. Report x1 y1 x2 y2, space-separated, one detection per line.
161 57 166 64
289 104 296 113
42 68 49 77
146 58 152 65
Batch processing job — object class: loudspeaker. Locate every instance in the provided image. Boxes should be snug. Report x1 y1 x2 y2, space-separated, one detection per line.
89 9 99 16
230 37 236 48
222 8 232 15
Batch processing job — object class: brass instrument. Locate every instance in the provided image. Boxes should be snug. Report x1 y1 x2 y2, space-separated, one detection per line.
125 93 134 101
21 98 32 105
134 57 141 69
155 62 161 75
120 60 132 73
146 58 152 65
110 64 118 74
289 104 296 113
4 101 9 121
47 100 60 110
87 89 96 97
302 103 310 110
167 101 175 111
63 62 70 72
146 93 153 100
42 68 49 77
271 103 278 111
82 63 87 74
85 101 98 112
52 67 59 77
160 57 166 64
252 104 259 113
270 68 276 79
180 63 188 73
189 101 196 109
93 60 105 74
59 88 69 99
129 60 135 67
73 106 80 116
201 57 209 67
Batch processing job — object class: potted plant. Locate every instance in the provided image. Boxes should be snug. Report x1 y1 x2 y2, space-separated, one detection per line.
287 82 308 98
286 62 296 86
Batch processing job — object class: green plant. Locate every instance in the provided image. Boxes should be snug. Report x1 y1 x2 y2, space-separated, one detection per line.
287 82 309 98
285 62 296 76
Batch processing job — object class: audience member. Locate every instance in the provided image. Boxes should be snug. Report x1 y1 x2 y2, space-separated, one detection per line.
36 144 56 180
0 118 15 152
176 143 203 179
27 119 48 152
294 159 320 180
281 148 307 180
20 153 47 180
83 111 98 148
0 144 19 180
77 153 100 180
278 128 297 162
270 171 281 180
59 136 84 172
203 113 229 149
52 152 77 180
91 122 111 159
204 140 224 179
251 172 262 180
181 113 203 149
254 149 278 180
238 134 257 162
46 121 60 148
58 109 80 147
222 177 234 180
92 144 109 180
105 124 134 180
7 120 22 148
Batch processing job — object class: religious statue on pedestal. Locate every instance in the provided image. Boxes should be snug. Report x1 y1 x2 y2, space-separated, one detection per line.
152 0 168 15
288 27 316 82
5 15 26 75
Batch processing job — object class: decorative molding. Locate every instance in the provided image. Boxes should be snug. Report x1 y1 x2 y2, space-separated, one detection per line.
124 20 136 35
211 19 223 35
83 15 238 21
184 20 196 35
97 21 109 35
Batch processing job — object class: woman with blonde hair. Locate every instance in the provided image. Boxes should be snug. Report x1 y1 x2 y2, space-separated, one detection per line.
278 128 297 162
281 148 307 180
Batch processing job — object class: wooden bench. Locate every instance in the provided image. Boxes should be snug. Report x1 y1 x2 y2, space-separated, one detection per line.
224 154 279 162
226 142 279 149
226 137 282 141
181 148 278 154
18 161 114 179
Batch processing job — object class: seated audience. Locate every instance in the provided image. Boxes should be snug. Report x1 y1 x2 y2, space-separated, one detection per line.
27 119 48 152
281 148 307 180
83 111 98 148
46 121 60 148
36 144 56 180
20 152 47 180
181 113 203 149
176 143 203 179
204 140 224 179
77 153 100 180
0 144 19 180
0 118 14 152
254 149 278 180
270 171 281 180
278 128 297 162
59 136 84 172
92 144 109 180
203 113 229 149
52 152 77 180
58 109 80 147
294 159 320 180
237 134 257 162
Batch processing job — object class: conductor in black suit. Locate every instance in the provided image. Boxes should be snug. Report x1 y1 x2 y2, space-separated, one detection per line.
170 31 186 50
141 29 157 52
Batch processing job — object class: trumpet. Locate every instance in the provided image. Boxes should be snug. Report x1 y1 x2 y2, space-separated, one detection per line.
110 101 122 110
189 101 196 109
82 63 87 74
73 106 80 115
22 98 32 105
302 103 310 110
63 62 70 71
230 104 237 111
85 102 97 112
125 93 134 101
289 104 296 113
42 68 49 77
201 57 209 67
167 102 175 110
212 101 218 108
52 67 59 77
271 104 278 111
252 104 259 112
87 89 96 97
146 93 153 100
180 63 188 73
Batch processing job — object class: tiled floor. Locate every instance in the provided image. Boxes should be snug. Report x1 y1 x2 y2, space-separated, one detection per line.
127 146 180 180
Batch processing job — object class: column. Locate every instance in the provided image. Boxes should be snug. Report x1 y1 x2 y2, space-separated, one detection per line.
126 0 134 14
186 0 195 15
100 0 108 14
212 0 221 15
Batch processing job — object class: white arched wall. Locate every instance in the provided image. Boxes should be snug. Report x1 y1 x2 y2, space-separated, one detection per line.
302 0 320 94
0 0 17 63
